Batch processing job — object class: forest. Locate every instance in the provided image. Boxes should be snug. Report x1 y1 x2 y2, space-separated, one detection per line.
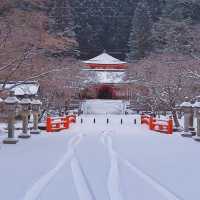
1 0 200 114
68 0 200 60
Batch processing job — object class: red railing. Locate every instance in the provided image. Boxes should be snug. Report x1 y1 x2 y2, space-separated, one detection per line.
68 115 76 123
141 115 156 125
141 114 173 135
46 115 76 132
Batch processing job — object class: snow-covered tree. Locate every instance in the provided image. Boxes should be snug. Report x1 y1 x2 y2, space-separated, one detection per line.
127 0 153 61
48 0 75 38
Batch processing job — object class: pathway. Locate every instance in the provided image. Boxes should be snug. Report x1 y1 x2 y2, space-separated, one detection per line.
0 115 199 200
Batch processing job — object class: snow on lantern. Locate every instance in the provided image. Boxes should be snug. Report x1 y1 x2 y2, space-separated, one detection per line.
3 91 20 144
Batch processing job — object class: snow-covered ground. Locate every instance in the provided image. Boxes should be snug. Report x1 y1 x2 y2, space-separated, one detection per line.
81 99 127 114
0 114 200 200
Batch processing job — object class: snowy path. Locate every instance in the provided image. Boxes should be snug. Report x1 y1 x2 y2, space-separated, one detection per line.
23 134 82 200
0 115 200 200
101 131 182 200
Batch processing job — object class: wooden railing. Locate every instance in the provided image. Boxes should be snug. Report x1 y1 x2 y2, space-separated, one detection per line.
46 115 76 132
141 114 173 135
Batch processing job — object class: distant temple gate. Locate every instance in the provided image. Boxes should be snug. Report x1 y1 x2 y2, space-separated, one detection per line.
80 51 149 111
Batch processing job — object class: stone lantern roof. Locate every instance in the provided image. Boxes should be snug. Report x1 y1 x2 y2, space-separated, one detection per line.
180 101 192 107
20 96 31 105
4 91 20 104
31 99 42 105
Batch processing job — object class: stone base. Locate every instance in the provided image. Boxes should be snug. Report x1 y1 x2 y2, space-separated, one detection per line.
18 133 31 139
173 127 183 132
193 136 200 142
181 132 194 138
190 131 196 136
3 138 19 144
189 127 195 131
30 129 41 134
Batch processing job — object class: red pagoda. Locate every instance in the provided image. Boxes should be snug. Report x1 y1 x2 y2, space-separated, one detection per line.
81 51 148 102
83 51 128 70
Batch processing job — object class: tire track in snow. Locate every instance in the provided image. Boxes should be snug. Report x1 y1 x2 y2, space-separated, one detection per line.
101 131 183 200
101 131 124 200
71 153 96 200
66 131 97 200
121 158 184 200
23 134 82 200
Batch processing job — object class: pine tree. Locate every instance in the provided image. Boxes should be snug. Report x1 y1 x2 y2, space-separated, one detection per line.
127 0 153 61
151 0 200 55
162 0 200 22
48 0 75 38
70 0 164 59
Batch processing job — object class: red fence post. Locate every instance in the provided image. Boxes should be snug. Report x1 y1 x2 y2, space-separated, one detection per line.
149 116 154 130
69 115 76 123
46 117 52 132
168 117 173 134
141 115 143 124
64 117 69 129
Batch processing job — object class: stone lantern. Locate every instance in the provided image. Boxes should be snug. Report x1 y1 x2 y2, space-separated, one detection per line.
30 98 42 134
180 97 195 137
3 91 20 144
193 97 200 141
18 95 31 138
189 98 196 133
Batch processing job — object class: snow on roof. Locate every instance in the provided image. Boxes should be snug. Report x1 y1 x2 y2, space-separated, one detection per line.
83 52 127 65
0 82 39 96
193 101 200 108
180 101 192 107
84 71 126 84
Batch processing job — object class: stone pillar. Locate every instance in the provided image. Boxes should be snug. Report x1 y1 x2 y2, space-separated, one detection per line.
180 99 194 137
19 111 31 138
189 98 195 134
184 112 190 132
32 112 39 131
7 113 15 139
18 95 31 139
189 111 194 129
193 98 200 141
30 99 42 134
189 109 196 136
3 91 20 144
194 118 200 141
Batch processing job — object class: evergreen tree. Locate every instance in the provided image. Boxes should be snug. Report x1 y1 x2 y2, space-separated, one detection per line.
71 0 137 59
127 0 153 61
162 0 200 22
152 0 200 55
48 0 75 38
69 0 164 59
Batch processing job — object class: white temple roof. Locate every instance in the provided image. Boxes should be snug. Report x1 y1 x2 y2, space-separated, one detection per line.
83 52 127 65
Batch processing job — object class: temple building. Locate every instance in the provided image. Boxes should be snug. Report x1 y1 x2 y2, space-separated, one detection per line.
80 51 149 106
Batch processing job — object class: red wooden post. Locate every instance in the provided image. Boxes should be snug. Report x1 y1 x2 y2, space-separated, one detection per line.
46 117 52 132
64 117 69 129
149 116 154 130
69 116 76 123
141 115 143 124
168 117 173 134
73 115 76 123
